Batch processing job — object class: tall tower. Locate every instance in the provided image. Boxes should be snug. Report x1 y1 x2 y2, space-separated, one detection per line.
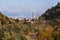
32 12 35 19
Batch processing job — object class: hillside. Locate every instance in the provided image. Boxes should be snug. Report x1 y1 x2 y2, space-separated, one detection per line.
0 12 27 40
0 12 17 26
38 2 60 40
41 2 60 26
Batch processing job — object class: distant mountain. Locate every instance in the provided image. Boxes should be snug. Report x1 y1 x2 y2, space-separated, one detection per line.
2 11 33 18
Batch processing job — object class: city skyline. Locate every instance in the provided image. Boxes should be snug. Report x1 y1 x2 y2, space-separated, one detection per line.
0 0 60 18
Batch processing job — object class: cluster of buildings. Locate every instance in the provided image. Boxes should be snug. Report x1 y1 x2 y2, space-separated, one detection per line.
10 12 40 24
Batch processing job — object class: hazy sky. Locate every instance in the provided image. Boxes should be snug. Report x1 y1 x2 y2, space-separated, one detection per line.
0 0 59 18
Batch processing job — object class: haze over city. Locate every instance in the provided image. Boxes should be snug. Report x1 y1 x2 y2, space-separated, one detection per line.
0 0 60 18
